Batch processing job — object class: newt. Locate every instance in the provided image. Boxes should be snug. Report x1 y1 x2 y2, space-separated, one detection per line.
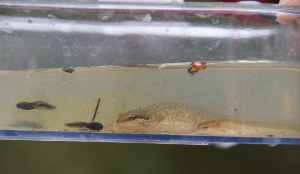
110 102 300 138
109 102 218 134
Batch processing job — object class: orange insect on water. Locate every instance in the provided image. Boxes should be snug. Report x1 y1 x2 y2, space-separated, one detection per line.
187 62 207 76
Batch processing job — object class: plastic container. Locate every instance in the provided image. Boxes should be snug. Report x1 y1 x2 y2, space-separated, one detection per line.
0 0 300 145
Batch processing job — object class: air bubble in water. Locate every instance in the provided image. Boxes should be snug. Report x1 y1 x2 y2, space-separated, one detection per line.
143 13 152 23
62 46 72 57
27 18 33 23
102 16 108 21
0 20 13 33
165 28 170 32
98 11 114 21
212 18 220 24
215 39 221 48
26 59 37 79
48 14 57 25
55 32 65 42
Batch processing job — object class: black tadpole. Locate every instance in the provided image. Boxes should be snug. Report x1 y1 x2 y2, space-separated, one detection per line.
16 101 56 110
64 97 103 131
91 98 100 123
65 122 103 130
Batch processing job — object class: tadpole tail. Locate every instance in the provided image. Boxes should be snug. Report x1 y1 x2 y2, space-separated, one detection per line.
91 98 100 123
64 122 89 128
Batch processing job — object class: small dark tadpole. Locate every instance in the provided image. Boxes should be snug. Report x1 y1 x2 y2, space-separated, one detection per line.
64 122 103 130
64 97 103 131
16 101 56 110
62 67 74 73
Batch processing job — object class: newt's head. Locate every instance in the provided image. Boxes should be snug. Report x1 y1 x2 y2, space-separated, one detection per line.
113 109 156 132
197 120 221 130
117 113 151 124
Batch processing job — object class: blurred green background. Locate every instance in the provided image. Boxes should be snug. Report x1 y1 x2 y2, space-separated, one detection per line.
0 140 299 174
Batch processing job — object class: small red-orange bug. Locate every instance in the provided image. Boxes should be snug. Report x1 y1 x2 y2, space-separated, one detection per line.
187 62 206 76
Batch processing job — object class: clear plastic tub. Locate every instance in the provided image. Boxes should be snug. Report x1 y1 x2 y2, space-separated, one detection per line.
0 0 300 145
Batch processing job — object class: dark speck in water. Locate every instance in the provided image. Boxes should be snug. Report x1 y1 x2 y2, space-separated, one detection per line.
62 67 74 73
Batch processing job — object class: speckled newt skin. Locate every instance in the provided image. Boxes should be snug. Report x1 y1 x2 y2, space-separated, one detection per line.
197 118 300 138
110 102 222 134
